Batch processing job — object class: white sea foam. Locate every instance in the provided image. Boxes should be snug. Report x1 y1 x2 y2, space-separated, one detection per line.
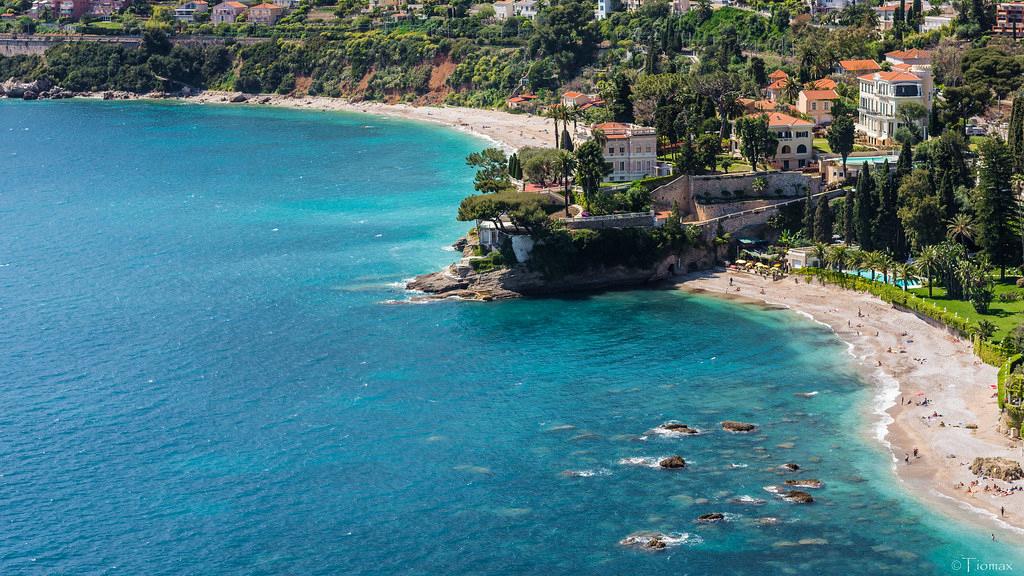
561 468 612 478
618 457 662 468
730 495 766 505
728 463 749 469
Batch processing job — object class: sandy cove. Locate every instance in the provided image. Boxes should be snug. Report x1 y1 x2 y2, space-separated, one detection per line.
165 90 556 152
680 269 1024 536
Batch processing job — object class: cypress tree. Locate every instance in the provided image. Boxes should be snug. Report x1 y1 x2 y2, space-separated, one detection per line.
803 189 815 240
896 140 913 178
855 163 876 250
560 127 574 151
974 138 1019 278
1008 88 1024 173
815 196 833 243
874 160 900 253
938 169 958 220
844 187 855 242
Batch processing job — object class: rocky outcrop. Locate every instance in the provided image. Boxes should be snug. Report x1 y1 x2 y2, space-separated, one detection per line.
779 463 800 472
782 490 814 503
721 421 757 433
2 77 52 98
102 90 135 100
970 457 1024 481
659 455 686 469
784 479 823 489
230 92 250 103
620 533 668 550
696 512 725 523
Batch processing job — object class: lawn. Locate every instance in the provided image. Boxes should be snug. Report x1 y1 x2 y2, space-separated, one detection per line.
909 277 1024 340
813 137 832 153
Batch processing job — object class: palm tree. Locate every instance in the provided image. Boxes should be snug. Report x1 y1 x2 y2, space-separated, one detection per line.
974 319 997 341
894 262 913 291
946 214 975 244
782 77 802 104
862 251 880 283
813 242 829 271
546 106 561 149
879 253 896 285
914 245 940 297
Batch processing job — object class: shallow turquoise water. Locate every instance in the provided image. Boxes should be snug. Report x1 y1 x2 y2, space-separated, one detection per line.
0 100 1019 574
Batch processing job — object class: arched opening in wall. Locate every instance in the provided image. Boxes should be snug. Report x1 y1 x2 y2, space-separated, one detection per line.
797 144 807 154
781 145 791 154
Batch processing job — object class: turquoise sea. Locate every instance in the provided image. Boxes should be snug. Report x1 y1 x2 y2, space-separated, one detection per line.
0 100 1019 574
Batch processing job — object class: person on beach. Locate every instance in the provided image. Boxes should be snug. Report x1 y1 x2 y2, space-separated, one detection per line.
913 448 918 458
1002 506 1005 517
729 277 733 286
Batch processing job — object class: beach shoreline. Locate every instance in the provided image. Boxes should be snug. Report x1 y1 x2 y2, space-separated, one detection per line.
679 269 1024 537
77 90 555 152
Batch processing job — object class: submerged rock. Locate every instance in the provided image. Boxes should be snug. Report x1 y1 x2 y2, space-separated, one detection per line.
721 420 758 432
659 422 700 434
784 479 823 489
782 490 815 503
780 463 800 472
696 512 725 523
970 457 1024 481
620 532 668 550
659 455 686 469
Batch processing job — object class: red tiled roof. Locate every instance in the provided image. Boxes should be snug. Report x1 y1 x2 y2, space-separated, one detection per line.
885 48 931 60
767 78 787 90
507 97 525 103
807 78 837 89
764 111 813 127
839 59 881 71
875 4 898 11
562 91 585 98
801 89 838 100
768 69 789 80
738 97 777 112
858 70 922 82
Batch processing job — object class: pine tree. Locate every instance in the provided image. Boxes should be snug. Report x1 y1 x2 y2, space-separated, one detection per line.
938 169 958 220
855 163 877 250
815 196 833 243
1008 88 1024 173
974 138 1019 278
803 189 815 240
844 187 855 242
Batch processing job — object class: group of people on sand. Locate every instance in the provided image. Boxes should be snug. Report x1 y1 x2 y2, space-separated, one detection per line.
956 479 1023 498
903 447 921 464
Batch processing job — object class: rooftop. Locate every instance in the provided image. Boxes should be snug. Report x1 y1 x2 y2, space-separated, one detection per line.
858 70 923 82
807 78 837 90
801 89 839 100
764 111 813 128
838 59 881 71
885 48 931 60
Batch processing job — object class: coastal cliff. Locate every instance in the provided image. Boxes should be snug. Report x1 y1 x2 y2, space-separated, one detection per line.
407 236 721 301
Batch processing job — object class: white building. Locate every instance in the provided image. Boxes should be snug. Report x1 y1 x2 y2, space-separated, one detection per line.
922 14 953 31
493 0 537 18
596 0 612 18
856 70 931 146
174 0 208 21
594 122 660 182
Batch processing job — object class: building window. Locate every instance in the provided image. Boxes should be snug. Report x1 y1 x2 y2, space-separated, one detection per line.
812 102 817 111
781 145 791 154
797 144 807 154
796 131 808 138
619 147 625 154
608 147 614 154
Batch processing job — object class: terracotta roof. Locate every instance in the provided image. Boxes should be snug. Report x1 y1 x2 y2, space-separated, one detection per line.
839 59 881 71
250 3 281 8
801 89 838 100
764 111 813 127
738 97 777 112
858 70 922 82
767 78 788 90
562 91 585 98
518 93 536 99
874 4 898 10
594 122 631 130
885 48 931 60
220 1 246 7
768 69 789 80
507 97 525 103
807 78 837 89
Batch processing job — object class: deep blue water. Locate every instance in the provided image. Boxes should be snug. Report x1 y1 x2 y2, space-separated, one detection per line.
0 100 1020 575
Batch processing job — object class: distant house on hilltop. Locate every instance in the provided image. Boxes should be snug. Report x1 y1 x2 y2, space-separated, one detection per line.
211 0 246 23
248 2 284 24
174 0 208 21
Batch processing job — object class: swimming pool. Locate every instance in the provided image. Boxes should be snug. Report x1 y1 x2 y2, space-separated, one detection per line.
846 268 921 289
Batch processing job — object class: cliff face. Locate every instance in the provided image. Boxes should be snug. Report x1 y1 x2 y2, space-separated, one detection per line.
406 245 721 301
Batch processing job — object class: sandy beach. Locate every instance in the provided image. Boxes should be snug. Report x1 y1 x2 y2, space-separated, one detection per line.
680 269 1024 537
173 91 556 152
